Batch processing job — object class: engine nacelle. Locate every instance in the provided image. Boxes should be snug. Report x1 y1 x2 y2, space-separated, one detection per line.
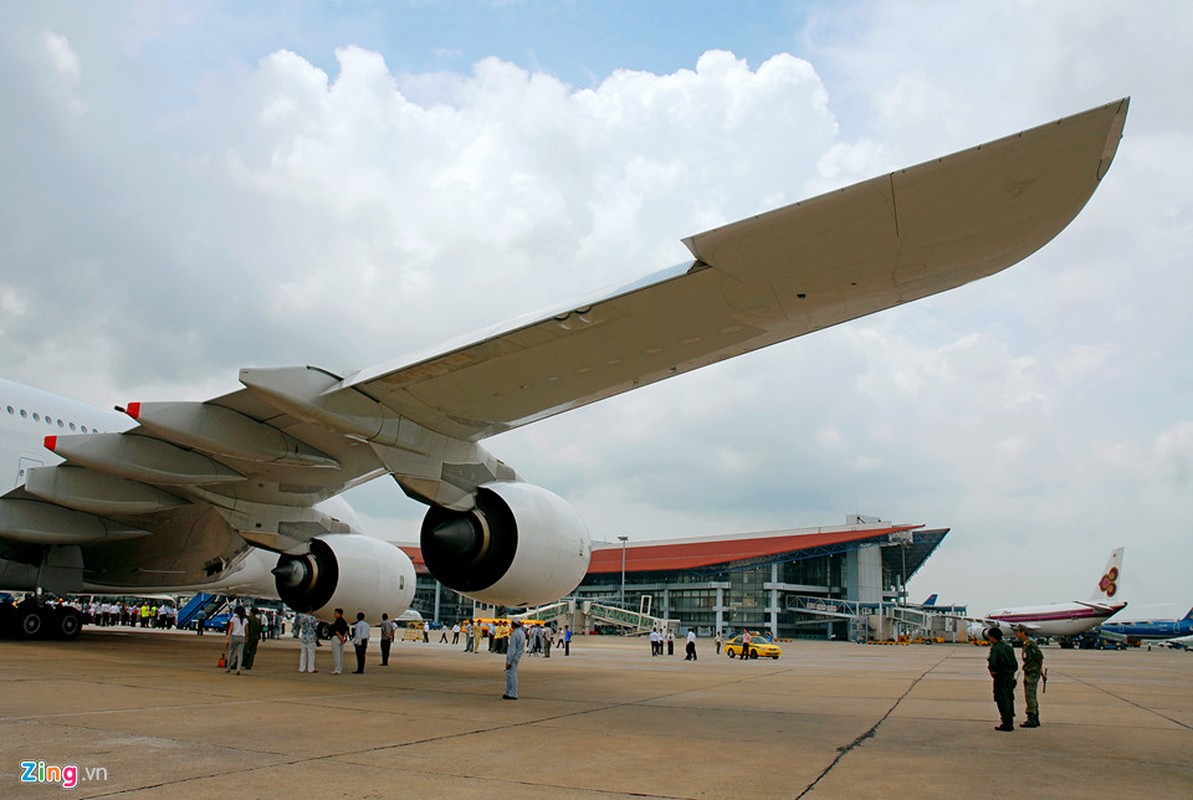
420 482 591 608
272 534 416 623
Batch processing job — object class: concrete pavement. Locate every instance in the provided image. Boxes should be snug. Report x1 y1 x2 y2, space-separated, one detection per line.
1 629 1189 798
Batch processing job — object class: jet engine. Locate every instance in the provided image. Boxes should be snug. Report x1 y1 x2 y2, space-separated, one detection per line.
420 482 591 608
272 534 416 623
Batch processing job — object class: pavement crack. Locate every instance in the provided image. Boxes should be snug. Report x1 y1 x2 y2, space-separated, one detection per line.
794 651 952 799
1054 669 1193 731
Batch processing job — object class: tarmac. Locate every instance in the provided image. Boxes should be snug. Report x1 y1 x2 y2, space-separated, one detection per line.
1 628 1190 799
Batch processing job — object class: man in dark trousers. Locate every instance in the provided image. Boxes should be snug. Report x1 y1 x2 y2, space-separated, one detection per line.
242 607 262 670
351 612 370 674
378 613 395 666
986 626 1018 731
1016 625 1044 727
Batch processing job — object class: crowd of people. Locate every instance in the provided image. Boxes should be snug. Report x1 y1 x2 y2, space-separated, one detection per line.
71 599 1050 727
81 600 178 629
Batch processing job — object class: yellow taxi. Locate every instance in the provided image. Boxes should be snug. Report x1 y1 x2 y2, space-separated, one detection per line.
725 632 782 660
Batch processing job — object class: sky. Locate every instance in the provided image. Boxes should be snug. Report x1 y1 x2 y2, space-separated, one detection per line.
1 1 1190 616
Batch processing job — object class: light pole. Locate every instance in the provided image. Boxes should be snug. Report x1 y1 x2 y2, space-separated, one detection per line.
617 536 629 605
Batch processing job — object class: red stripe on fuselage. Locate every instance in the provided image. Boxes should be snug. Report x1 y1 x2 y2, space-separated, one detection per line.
990 608 1111 623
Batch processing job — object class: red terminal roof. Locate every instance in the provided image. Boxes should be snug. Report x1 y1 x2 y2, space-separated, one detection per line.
398 523 921 576
586 525 921 574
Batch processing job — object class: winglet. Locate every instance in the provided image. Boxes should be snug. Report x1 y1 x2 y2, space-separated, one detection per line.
1098 97 1130 180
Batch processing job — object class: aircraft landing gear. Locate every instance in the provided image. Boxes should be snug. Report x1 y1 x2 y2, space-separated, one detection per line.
1 598 83 641
51 605 83 640
16 600 44 638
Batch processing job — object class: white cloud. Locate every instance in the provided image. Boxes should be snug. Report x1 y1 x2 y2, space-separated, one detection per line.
41 30 85 113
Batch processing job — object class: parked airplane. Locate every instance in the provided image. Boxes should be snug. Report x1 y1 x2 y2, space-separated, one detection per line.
1100 607 1193 641
922 594 939 607
0 99 1129 640
970 547 1128 643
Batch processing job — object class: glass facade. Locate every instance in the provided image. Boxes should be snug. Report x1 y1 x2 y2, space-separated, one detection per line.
410 528 948 641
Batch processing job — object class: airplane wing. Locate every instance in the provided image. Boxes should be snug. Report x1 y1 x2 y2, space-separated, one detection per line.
314 98 1130 443
961 615 1040 635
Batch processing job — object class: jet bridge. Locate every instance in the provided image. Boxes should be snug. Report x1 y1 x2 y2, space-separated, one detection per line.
517 598 678 635
585 601 678 635
785 594 966 642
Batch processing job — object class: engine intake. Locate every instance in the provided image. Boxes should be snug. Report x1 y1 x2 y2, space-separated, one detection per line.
272 533 415 622
421 482 590 608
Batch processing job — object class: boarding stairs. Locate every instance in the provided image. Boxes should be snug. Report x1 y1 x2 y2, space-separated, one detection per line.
177 593 228 630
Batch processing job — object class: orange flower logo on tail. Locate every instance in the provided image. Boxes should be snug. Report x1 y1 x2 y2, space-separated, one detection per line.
1099 566 1119 597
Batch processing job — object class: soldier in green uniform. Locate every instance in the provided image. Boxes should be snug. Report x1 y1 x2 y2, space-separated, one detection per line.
242 607 263 670
986 626 1017 731
1016 624 1044 727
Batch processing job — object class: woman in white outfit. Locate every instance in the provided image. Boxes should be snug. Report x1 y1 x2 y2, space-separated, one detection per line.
225 606 248 675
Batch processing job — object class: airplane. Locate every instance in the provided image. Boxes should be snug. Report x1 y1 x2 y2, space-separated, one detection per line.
1155 634 1193 651
922 594 938 607
1099 607 1193 641
969 547 1128 643
0 98 1129 641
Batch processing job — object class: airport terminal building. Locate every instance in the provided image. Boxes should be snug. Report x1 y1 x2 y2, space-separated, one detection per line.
404 515 960 641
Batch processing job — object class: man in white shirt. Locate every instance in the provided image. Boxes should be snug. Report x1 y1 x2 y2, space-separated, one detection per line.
351 612 370 674
685 628 698 661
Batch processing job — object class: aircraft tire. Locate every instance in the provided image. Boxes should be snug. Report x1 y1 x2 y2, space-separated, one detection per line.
16 602 44 639
53 607 83 640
